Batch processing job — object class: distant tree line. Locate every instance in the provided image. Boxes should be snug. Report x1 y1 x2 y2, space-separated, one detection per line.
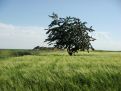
33 46 64 51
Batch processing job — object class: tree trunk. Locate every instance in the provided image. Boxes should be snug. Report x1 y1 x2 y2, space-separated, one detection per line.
67 47 73 56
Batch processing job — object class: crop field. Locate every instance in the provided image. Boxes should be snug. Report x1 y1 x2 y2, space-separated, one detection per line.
0 50 121 91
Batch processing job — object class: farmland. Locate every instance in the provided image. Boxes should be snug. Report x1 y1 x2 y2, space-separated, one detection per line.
0 49 121 91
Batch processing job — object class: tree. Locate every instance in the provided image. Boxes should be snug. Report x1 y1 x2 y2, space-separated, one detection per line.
45 13 96 56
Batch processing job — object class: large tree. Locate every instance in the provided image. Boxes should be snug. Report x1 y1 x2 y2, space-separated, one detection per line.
45 13 96 56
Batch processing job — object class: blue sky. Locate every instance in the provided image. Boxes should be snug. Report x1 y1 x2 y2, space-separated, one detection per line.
0 0 121 50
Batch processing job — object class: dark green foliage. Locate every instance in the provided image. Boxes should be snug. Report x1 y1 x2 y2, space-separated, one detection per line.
45 13 96 55
33 46 40 50
33 46 57 51
12 51 32 56
0 49 32 58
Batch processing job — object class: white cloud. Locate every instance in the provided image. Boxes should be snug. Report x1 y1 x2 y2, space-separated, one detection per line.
0 23 15 30
92 32 121 51
0 22 121 50
0 22 48 49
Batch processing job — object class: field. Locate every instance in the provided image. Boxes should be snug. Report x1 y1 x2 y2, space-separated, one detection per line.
0 49 121 91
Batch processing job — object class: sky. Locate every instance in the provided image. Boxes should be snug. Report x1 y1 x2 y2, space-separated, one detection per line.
0 0 121 50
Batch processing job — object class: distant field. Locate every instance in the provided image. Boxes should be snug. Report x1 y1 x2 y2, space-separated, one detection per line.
0 50 121 91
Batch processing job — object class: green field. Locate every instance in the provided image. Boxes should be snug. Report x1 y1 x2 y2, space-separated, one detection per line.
0 50 121 91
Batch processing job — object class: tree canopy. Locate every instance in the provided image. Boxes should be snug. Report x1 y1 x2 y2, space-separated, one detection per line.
45 13 96 55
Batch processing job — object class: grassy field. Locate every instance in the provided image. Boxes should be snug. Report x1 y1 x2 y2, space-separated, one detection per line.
0 50 121 91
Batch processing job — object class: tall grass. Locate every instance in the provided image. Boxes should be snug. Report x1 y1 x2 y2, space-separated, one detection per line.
0 51 121 91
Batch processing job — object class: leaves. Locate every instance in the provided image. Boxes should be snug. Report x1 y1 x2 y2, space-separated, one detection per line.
45 13 96 55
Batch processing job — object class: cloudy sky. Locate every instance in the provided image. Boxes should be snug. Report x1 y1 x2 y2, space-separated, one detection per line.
0 0 121 50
